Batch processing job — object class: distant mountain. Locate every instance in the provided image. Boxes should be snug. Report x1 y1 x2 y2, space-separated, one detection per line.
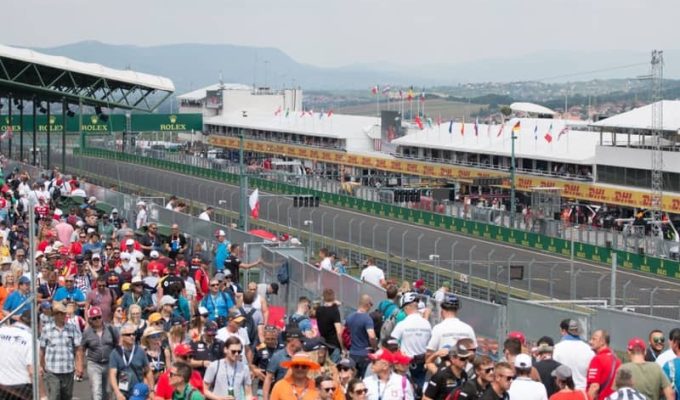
32 42 680 93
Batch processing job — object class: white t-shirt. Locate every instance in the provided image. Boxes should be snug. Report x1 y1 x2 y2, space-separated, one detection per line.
390 313 432 357
553 337 595 390
215 327 250 354
136 209 147 230
70 188 87 197
0 324 33 385
364 373 414 400
655 348 675 367
198 211 211 221
426 317 477 351
508 377 548 400
319 257 333 271
433 289 447 303
360 266 385 287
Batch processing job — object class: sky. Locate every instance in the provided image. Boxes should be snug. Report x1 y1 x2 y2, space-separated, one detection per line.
5 0 679 68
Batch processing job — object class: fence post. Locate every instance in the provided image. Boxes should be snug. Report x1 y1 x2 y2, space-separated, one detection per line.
506 254 516 297
528 259 534 298
450 241 458 284
401 231 408 282
610 252 617 307
468 245 477 298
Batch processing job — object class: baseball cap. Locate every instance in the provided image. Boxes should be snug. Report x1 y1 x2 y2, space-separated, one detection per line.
413 278 425 289
450 340 475 358
214 272 226 282
285 327 303 340
111 208 119 214
160 295 176 306
150 250 159 259
174 343 193 357
125 239 135 246
129 383 149 400
131 276 143 285
627 337 646 352
336 358 356 370
40 300 52 310
87 306 103 319
551 365 573 380
215 229 226 237
368 349 394 363
92 253 101 260
18 276 30 285
508 331 526 345
148 312 162 324
514 353 532 370
228 310 245 323
400 292 418 308
303 336 332 352
204 321 218 335
170 316 186 327
567 320 580 335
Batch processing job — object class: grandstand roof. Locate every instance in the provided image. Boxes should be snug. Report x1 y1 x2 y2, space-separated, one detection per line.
177 83 252 101
0 43 173 111
393 118 598 164
510 102 556 115
591 100 680 132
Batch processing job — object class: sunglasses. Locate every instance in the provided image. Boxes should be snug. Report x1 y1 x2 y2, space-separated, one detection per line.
292 365 309 370
229 349 243 354
169 371 179 377
210 284 219 287
501 375 515 382
149 334 162 340
90 316 102 321
483 367 495 374
653 337 665 344
121 333 135 337
322 387 336 392
337 366 351 372
353 388 368 395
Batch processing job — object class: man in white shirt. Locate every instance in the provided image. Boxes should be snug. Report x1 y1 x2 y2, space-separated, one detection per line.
391 292 431 392
360 258 385 287
426 293 477 357
553 319 594 390
216 311 252 360
508 354 548 400
655 328 678 367
318 248 333 271
0 310 34 399
363 349 414 400
135 201 147 230
198 207 213 221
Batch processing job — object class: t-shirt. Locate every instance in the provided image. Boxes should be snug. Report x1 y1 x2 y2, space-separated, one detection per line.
360 266 385 287
0 324 32 386
390 312 431 357
203 359 252 398
109 345 148 395
662 358 680 399
508 377 548 400
480 387 510 400
316 303 342 349
427 317 477 351
165 234 187 259
345 311 374 356
586 347 620 400
535 358 562 397
191 339 224 377
53 286 86 303
267 347 292 382
553 337 594 390
549 390 587 400
225 255 242 284
619 362 669 400
424 367 467 399
155 371 204 399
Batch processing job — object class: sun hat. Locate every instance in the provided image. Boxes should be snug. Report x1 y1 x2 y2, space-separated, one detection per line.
280 352 321 370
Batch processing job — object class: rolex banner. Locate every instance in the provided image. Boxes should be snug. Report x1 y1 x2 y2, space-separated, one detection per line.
0 113 202 133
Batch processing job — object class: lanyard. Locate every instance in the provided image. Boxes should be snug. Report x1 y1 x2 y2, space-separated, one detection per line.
121 345 136 368
226 361 238 389
377 379 387 400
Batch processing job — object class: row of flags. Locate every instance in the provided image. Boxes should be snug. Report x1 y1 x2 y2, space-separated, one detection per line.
274 107 333 119
421 119 570 143
372 85 424 102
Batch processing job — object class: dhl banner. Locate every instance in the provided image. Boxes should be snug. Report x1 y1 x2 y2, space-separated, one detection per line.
209 135 680 213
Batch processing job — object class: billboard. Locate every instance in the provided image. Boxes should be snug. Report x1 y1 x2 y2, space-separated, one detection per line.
205 90 223 109
379 110 404 153
0 114 203 133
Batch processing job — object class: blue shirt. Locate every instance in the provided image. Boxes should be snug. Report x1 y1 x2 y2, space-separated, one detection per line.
3 290 31 314
53 286 86 303
173 295 191 322
662 358 680 398
214 241 230 271
345 311 374 356
200 292 233 321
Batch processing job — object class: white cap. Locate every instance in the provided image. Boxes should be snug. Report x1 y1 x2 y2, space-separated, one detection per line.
52 241 63 249
44 246 53 254
131 275 143 284
125 239 135 246
111 208 119 214
198 306 209 316
35 251 44 259
87 228 95 234
54 209 63 216
137 201 146 207
160 295 176 306
88 196 97 203
215 229 226 237
150 250 159 259
76 221 84 228
514 353 532 369
92 253 101 259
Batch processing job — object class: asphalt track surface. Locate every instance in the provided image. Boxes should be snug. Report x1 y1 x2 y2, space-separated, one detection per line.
68 155 680 319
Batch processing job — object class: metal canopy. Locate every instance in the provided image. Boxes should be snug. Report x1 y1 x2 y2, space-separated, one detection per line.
0 44 174 111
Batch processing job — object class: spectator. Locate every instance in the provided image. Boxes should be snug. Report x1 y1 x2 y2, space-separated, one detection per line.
82 306 118 400
316 374 338 400
199 278 233 321
481 362 515 400
164 224 187 260
3 275 31 322
661 329 680 399
53 274 86 307
263 327 304 400
456 355 497 400
154 344 204 399
318 248 333 271
534 338 562 397
553 319 594 391
289 296 315 338
426 293 477 363
619 337 672 400
336 358 358 395
433 281 451 303
391 291 431 392
0 310 33 399
224 243 260 284
139 223 162 258
364 349 414 399
240 289 265 346
40 301 84 400
248 281 274 326
508 354 548 400
215 311 251 360
252 326 283 390
141 326 171 382
109 323 154 400
189 320 223 376
345 295 377 378
586 330 621 400
269 352 320 400
121 276 154 319
549 365 581 400
85 275 116 323
360 257 385 287
213 230 229 273
203 336 254 400
655 328 678 368
168 362 204 400
645 329 666 362
605 369 646 400
315 288 344 358
135 201 147 230
198 207 213 222
302 336 336 378
346 378 369 400
423 341 471 400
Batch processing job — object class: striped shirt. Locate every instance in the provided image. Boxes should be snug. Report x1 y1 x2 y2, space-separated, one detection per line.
605 387 646 400
39 322 82 374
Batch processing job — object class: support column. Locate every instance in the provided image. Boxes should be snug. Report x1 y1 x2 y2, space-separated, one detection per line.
32 97 37 166
62 98 66 173
46 102 51 169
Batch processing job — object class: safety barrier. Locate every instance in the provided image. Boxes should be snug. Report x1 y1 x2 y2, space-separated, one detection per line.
75 147 680 280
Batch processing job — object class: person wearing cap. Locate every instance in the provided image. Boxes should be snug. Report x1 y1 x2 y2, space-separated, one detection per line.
85 275 117 323
3 275 32 321
166 362 204 400
53 274 86 307
109 323 154 400
364 349 415 400
199 277 234 322
617 337 673 400
203 336 254 400
533 337 562 397
40 300 84 400
336 358 357 394
269 352 321 400
98 212 115 242
303 336 337 379
252 326 284 392
110 208 123 229
159 295 178 329
0 309 33 399
264 327 305 399
123 238 145 278
507 353 548 400
82 306 119 400
154 344 205 399
215 311 252 358
553 319 595 391
190 320 224 376
213 229 230 273
586 330 620 400
129 383 150 400
549 365 580 400
122 276 154 319
426 291 477 364
423 341 471 400
391 291 431 391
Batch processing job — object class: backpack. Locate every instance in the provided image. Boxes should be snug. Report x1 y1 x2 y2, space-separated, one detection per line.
377 301 400 341
288 313 309 332
369 309 384 340
239 306 258 346
276 260 289 285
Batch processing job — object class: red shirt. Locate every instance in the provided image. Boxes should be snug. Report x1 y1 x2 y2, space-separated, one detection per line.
586 347 620 400
154 370 204 399
194 268 209 302
34 204 50 218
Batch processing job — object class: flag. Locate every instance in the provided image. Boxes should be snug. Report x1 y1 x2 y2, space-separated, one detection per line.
371 85 379 95
398 89 403 99
274 106 282 116
285 109 290 118
249 189 260 219
460 118 465 136
544 132 553 143
557 125 569 141
414 116 423 130
533 125 538 140
327 109 334 118
448 120 453 134
497 123 505 137
512 121 521 134
382 85 391 94
426 117 433 128
474 117 479 136
407 86 414 101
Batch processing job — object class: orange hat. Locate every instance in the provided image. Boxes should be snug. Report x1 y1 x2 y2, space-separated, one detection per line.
280 352 321 370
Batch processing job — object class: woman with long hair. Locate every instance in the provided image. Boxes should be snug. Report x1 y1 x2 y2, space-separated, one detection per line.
3 273 17 295
127 304 147 343
141 326 171 382
345 379 368 400
167 321 187 361
111 305 125 328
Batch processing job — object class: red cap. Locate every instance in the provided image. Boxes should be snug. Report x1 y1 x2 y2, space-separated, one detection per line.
59 247 69 255
508 331 526 345
391 350 412 366
414 279 425 289
368 349 394 363
627 337 646 351
174 343 193 357
87 306 102 319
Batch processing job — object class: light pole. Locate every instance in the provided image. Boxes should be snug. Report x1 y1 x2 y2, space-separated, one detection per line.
238 128 247 230
304 220 314 263
510 124 517 228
